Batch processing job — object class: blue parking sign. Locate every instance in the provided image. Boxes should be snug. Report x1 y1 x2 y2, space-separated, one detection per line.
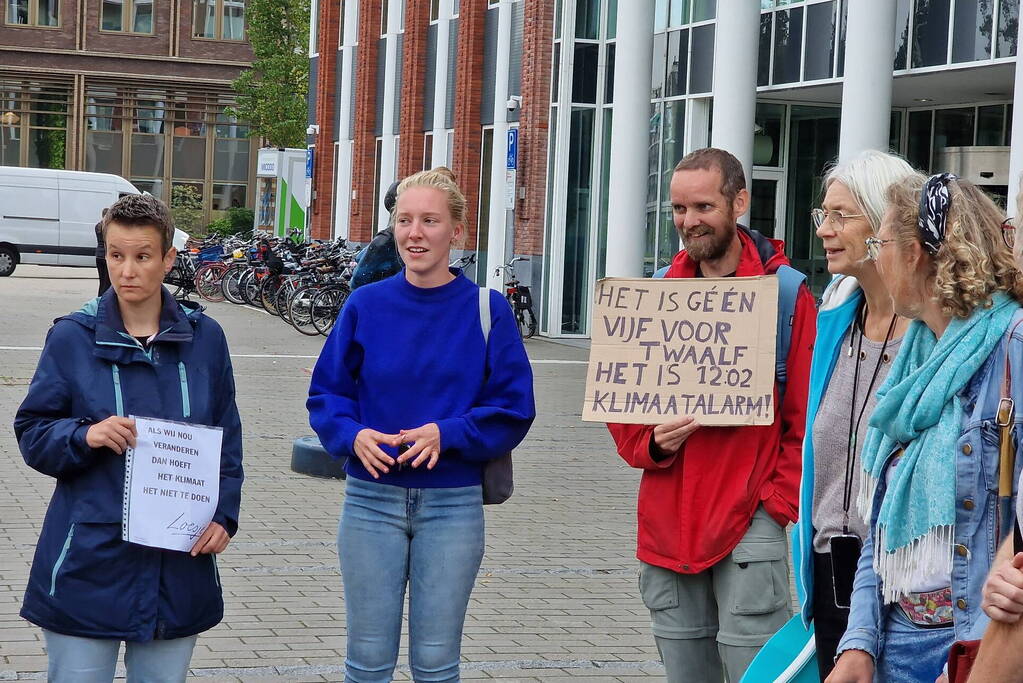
506 129 518 170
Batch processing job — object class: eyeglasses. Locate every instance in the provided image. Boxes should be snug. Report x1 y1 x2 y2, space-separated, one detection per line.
811 208 866 231
865 237 895 261
1003 217 1016 250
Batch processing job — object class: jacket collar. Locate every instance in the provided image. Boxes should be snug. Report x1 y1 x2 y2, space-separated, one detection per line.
667 225 791 278
92 288 197 361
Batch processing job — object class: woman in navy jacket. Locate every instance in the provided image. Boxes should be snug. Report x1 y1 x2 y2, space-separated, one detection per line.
14 194 243 683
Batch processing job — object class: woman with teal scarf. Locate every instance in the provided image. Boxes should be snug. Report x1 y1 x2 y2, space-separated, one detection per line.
828 175 1023 683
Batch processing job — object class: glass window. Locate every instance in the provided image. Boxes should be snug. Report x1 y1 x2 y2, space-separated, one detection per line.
952 0 993 63
212 183 246 210
660 100 685 205
131 133 164 177
576 0 599 39
214 139 249 182
893 0 911 69
562 107 594 335
754 102 784 167
758 13 772 86
604 43 615 103
193 0 215 37
689 24 714 93
907 109 932 170
750 179 777 237
193 0 243 40
803 1 835 81
933 107 974 166
223 0 245 40
102 0 123 30
554 0 562 38
85 130 123 175
665 29 688 97
890 110 903 152
691 0 714 22
998 0 1019 58
36 0 58 26
597 107 612 280
772 7 803 84
0 126 21 166
669 0 688 27
132 178 165 200
977 104 1005 145
7 0 28 24
571 43 599 104
429 0 438 21
552 43 560 102
651 32 667 99
27 128 65 168
654 0 668 32
133 0 153 33
645 102 661 276
912 0 951 68
607 0 616 38
837 0 848 76
7 0 58 25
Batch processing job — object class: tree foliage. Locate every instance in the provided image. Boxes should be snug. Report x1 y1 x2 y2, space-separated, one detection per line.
228 0 310 148
171 185 204 235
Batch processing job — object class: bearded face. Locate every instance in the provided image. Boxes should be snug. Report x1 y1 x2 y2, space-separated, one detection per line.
670 168 743 265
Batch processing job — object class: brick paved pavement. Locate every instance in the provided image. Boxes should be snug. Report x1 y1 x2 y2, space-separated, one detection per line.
0 267 666 682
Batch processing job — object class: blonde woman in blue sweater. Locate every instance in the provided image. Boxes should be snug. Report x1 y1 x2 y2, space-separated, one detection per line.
307 169 536 683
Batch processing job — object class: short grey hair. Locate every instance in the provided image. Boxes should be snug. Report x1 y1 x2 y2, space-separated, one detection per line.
823 150 917 234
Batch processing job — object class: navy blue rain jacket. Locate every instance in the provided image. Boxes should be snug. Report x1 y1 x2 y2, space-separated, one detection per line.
14 288 243 641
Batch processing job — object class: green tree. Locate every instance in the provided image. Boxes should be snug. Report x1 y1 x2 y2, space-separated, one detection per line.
228 0 310 148
171 185 204 236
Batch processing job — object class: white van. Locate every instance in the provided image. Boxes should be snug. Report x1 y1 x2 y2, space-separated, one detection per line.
0 167 188 277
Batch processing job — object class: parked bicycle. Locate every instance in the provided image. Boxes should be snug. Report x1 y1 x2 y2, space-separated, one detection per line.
497 257 537 339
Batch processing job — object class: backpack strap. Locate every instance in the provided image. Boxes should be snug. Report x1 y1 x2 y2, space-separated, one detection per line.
479 288 491 344
774 264 807 405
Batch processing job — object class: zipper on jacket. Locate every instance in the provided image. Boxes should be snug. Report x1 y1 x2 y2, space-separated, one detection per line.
49 523 75 597
178 362 191 419
111 365 124 417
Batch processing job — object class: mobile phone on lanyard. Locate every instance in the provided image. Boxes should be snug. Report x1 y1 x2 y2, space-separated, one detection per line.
830 534 863 609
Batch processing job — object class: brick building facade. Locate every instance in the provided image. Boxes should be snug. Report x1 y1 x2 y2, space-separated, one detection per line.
0 0 256 223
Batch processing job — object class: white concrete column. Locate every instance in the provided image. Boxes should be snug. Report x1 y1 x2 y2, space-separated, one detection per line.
334 0 360 239
431 0 453 168
377 0 401 233
710 1 760 188
605 0 655 278
838 0 897 162
1009 14 1023 206
485 1 514 291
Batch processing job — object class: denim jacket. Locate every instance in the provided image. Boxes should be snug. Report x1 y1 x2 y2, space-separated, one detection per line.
837 310 1023 659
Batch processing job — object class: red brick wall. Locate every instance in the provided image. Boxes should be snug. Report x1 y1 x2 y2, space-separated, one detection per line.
451 3 486 251
515 0 553 257
348 0 383 244
310 1 340 240
397 0 430 178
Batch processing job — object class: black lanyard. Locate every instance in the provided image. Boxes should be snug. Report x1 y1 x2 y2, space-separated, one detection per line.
842 304 897 533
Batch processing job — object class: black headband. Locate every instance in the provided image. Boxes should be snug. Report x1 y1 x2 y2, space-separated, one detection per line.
917 173 957 256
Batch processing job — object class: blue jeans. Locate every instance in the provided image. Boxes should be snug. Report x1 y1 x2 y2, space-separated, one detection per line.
338 477 485 683
874 607 955 682
43 630 197 683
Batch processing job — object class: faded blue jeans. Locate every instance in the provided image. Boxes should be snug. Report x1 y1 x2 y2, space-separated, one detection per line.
43 630 198 683
338 477 485 683
874 606 955 682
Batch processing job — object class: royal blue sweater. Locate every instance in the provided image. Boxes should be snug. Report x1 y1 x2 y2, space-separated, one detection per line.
307 269 535 488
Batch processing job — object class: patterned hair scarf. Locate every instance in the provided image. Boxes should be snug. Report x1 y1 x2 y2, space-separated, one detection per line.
917 173 958 255
857 292 1019 603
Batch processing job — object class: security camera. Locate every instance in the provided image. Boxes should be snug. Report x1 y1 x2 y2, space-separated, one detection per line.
506 96 521 111
306 124 320 135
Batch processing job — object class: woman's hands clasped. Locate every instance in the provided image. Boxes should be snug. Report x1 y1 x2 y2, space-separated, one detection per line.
353 423 443 478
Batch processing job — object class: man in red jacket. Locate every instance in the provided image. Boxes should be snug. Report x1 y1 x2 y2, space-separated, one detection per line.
608 147 815 683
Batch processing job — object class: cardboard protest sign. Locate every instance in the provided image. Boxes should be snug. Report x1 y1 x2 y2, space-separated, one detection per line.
582 276 779 426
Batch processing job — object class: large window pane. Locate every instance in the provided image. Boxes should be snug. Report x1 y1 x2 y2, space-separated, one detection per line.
571 43 598 104
214 138 249 182
213 183 247 210
7 0 28 24
651 32 666 98
223 0 245 40
665 29 688 97
691 0 714 22
0 128 20 166
894 0 911 69
837 0 848 76
907 109 933 170
173 136 205 179
604 43 615 103
754 102 784 167
194 0 215 38
977 105 1005 145
131 178 165 201
102 0 123 30
131 134 165 177
912 0 951 68
36 0 58 26
575 0 599 39
562 107 594 335
654 0 668 32
606 0 616 38
758 13 772 86
27 128 65 168
660 100 685 210
952 0 993 63
597 108 612 280
804 1 835 81
133 0 153 33
85 131 123 175
773 7 803 84
669 0 688 27
933 107 975 164
998 0 1020 58
689 24 714 93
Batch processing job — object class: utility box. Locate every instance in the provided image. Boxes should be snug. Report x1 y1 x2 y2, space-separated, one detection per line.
255 148 308 237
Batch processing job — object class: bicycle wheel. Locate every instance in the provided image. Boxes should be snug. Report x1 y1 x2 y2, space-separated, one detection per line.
221 266 246 304
519 307 538 339
289 285 322 336
239 271 260 307
276 279 296 324
195 263 227 303
311 286 349 336
259 275 281 316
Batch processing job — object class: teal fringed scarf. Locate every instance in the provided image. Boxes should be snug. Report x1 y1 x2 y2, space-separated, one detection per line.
858 292 1019 603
